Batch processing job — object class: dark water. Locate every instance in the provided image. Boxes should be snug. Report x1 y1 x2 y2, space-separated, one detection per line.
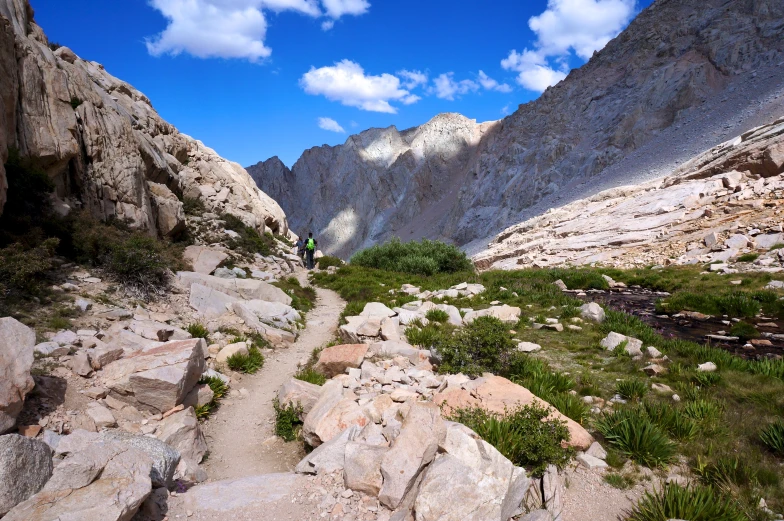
579 288 784 361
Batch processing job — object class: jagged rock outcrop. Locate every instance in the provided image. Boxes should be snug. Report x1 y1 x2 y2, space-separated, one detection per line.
250 0 784 257
0 0 288 237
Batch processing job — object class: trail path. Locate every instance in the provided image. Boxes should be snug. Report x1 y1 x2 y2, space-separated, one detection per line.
200 270 344 480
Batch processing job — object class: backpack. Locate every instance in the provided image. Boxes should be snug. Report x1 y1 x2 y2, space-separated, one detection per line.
306 238 316 251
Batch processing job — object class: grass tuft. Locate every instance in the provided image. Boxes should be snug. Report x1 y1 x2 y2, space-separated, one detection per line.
625 482 746 521
274 399 303 442
186 323 209 339
227 346 265 374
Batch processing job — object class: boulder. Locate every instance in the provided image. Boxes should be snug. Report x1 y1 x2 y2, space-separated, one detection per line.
85 403 117 429
370 340 431 365
72 350 94 377
189 283 238 319
360 302 397 318
380 316 401 341
183 245 229 275
434 375 594 450
238 299 301 328
216 341 249 363
295 425 359 475
579 303 605 323
314 344 369 378
463 305 521 324
181 473 305 515
378 402 446 509
231 302 297 347
517 342 542 353
600 332 643 356
177 272 292 305
100 339 207 413
0 318 36 433
155 407 208 463
697 362 717 372
183 383 215 409
100 430 180 487
302 381 372 447
4 439 152 521
344 441 388 496
278 378 324 417
0 435 53 515
414 422 529 521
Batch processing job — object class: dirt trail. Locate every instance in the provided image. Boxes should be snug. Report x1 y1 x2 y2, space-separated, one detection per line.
200 270 344 480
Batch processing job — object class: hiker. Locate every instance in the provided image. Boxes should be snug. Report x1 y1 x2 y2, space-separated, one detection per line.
305 232 317 269
295 235 306 263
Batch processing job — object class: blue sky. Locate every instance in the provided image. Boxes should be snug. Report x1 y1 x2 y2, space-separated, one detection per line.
33 0 652 167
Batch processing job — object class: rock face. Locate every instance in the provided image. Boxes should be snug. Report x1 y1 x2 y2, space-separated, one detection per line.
0 434 53 515
250 0 784 256
0 318 36 433
0 0 288 239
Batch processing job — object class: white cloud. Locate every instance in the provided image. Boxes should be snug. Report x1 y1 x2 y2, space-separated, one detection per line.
501 103 511 116
432 73 479 101
300 60 418 113
397 69 428 90
146 0 370 61
502 0 636 92
318 117 346 133
321 19 335 30
477 71 512 93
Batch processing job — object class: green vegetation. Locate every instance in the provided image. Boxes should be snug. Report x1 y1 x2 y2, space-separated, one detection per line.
769 243 784 251
424 309 450 323
70 97 83 110
226 346 265 374
448 404 573 476
737 253 759 263
759 421 784 455
273 276 317 313
273 399 303 442
605 473 635 490
294 367 327 386
222 213 275 257
729 321 759 341
186 323 210 339
435 316 515 376
625 483 746 521
350 238 473 276
597 408 676 468
183 197 205 216
616 379 648 402
194 375 229 420
316 255 343 270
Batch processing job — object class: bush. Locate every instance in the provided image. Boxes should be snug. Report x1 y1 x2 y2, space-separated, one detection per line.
616 380 648 402
596 409 676 468
449 404 573 476
294 367 327 386
425 309 450 323
625 483 746 521
760 421 784 455
350 238 473 275
227 347 265 374
316 255 343 270
406 321 453 349
273 277 316 313
436 316 515 376
187 323 209 339
183 197 205 216
222 213 274 257
729 321 759 341
737 253 759 263
657 291 760 318
106 234 174 297
0 239 58 302
273 399 303 442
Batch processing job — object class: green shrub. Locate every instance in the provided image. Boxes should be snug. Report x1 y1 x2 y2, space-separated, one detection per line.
515 371 575 397
183 197 205 216
548 269 609 290
605 473 635 490
736 253 759 263
106 234 174 297
199 375 228 399
546 392 591 424
596 409 676 468
350 238 473 275
448 404 573 476
406 321 452 348
227 346 265 374
436 316 515 376
641 402 698 441
425 309 450 323
222 213 274 257
683 399 723 425
316 255 343 270
559 305 580 320
657 291 760 318
187 323 209 339
729 321 759 341
691 371 722 387
0 239 58 302
749 358 784 381
625 483 746 521
616 380 648 402
273 277 316 313
273 399 303 442
695 455 759 491
760 421 784 455
194 403 213 419
294 367 327 386
769 243 784 251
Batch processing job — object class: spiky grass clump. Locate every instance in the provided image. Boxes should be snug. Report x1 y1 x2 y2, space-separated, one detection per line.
616 380 648 401
294 367 327 386
227 346 265 374
273 399 303 442
683 399 723 425
596 409 676 468
641 402 698 442
186 323 209 339
760 421 784 455
625 483 745 521
425 309 450 323
199 375 228 399
545 392 591 424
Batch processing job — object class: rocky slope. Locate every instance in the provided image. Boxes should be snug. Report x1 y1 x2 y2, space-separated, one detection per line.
0 0 288 237
250 0 784 257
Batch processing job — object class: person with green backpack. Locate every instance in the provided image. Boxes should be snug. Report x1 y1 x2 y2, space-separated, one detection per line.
305 232 318 269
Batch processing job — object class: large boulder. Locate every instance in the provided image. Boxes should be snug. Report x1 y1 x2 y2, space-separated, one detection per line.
295 425 359 475
4 439 153 521
236 299 301 328
314 344 369 378
231 302 297 347
579 303 605 323
302 381 372 447
463 305 522 324
378 402 446 509
100 431 180 488
344 441 388 496
183 245 229 275
100 339 207 413
278 378 324 417
600 332 643 356
177 272 292 305
0 318 36 433
434 375 594 450
414 422 530 521
0 435 53 515
155 407 208 463
188 283 238 319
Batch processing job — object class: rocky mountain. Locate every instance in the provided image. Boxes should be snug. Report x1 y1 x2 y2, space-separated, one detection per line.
0 0 288 238
250 0 784 258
